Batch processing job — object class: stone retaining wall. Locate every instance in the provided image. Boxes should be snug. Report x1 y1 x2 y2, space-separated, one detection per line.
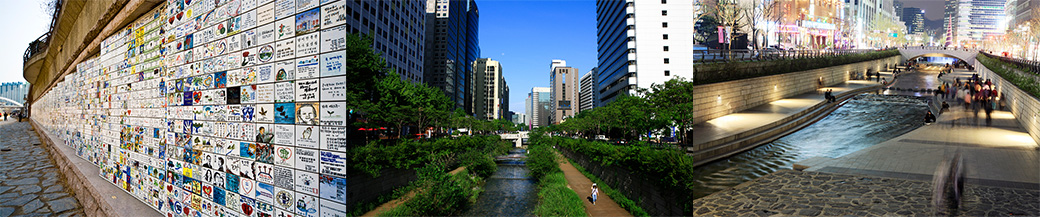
556 147 685 216
347 168 418 212
689 56 903 124
976 64 1040 145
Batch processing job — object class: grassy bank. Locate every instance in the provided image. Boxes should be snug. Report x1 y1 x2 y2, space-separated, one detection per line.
527 142 588 216
347 135 512 216
378 166 483 216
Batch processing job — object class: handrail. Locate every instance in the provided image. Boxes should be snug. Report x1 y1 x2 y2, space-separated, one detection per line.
692 48 889 64
23 32 51 63
24 0 61 64
980 52 1040 76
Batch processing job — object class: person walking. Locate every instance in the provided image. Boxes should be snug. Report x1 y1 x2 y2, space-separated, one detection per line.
591 183 599 205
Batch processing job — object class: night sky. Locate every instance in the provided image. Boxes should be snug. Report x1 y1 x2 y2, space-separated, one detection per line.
898 0 947 29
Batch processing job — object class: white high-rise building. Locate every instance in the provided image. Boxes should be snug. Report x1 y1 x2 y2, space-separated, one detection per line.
526 87 551 128
595 0 695 106
0 82 28 105
578 68 597 113
472 58 507 120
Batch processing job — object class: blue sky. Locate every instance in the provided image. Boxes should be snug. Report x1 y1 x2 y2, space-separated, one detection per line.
478 0 598 113
0 0 50 84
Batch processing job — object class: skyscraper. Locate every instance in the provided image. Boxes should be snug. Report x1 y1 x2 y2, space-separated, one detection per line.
595 0 694 106
526 87 551 128
944 0 1008 45
902 7 925 34
578 68 597 113
345 1 426 83
424 0 480 112
472 58 508 120
0 82 28 105
549 60 579 124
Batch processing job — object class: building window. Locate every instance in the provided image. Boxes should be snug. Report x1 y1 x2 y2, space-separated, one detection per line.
664 58 670 64
663 34 669 40
662 10 667 16
663 46 669 51
665 70 671 76
662 22 668 28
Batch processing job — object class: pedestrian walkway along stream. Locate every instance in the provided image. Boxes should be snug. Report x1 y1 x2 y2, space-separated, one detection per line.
0 120 85 216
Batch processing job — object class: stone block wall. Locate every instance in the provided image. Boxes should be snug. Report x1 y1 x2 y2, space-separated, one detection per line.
688 56 903 124
346 168 417 212
977 65 1040 145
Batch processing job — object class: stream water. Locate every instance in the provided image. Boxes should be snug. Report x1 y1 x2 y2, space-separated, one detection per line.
688 94 930 199
462 149 537 216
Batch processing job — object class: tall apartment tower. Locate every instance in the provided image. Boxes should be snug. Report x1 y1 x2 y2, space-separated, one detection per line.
944 0 1007 44
424 0 480 112
595 0 694 106
344 1 426 83
472 58 508 120
578 68 597 113
526 87 551 128
549 60 579 124
0 82 29 105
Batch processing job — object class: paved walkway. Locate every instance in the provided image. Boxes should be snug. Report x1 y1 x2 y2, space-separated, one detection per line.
687 79 888 147
800 67 1040 187
0 120 85 216
691 170 1039 216
556 152 632 217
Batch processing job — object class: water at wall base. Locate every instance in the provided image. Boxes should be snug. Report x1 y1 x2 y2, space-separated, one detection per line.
688 94 929 199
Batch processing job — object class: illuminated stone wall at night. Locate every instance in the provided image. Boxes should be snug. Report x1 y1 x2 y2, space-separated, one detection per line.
31 0 356 216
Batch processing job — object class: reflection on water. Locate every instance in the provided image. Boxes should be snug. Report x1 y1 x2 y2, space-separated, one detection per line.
690 94 929 199
463 149 537 217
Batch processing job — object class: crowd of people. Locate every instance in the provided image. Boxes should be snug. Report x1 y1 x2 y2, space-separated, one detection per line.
933 69 1002 126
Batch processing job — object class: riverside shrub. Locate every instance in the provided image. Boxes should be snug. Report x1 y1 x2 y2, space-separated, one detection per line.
977 54 1040 99
349 135 503 177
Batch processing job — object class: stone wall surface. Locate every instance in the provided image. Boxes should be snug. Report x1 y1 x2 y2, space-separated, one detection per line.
688 56 903 124
976 63 1040 145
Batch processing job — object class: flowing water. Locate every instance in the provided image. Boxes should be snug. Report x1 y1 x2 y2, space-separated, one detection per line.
462 149 537 216
689 94 930 199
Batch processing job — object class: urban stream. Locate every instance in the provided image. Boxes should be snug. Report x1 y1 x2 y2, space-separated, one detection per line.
462 149 537 216
459 95 931 215
688 94 930 199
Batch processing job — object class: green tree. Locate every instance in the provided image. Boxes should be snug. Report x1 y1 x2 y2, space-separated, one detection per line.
645 78 697 144
600 95 668 140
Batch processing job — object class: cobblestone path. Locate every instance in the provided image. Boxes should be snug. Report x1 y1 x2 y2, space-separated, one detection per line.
0 121 85 217
691 170 1040 216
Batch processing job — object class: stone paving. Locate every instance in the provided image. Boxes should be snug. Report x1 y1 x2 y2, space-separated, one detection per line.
0 120 85 217
691 170 1040 216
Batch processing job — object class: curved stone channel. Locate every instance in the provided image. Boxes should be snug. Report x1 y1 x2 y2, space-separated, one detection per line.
689 94 930 199
462 149 537 216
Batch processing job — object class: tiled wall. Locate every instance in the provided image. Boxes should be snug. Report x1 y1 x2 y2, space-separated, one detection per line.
31 0 359 216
